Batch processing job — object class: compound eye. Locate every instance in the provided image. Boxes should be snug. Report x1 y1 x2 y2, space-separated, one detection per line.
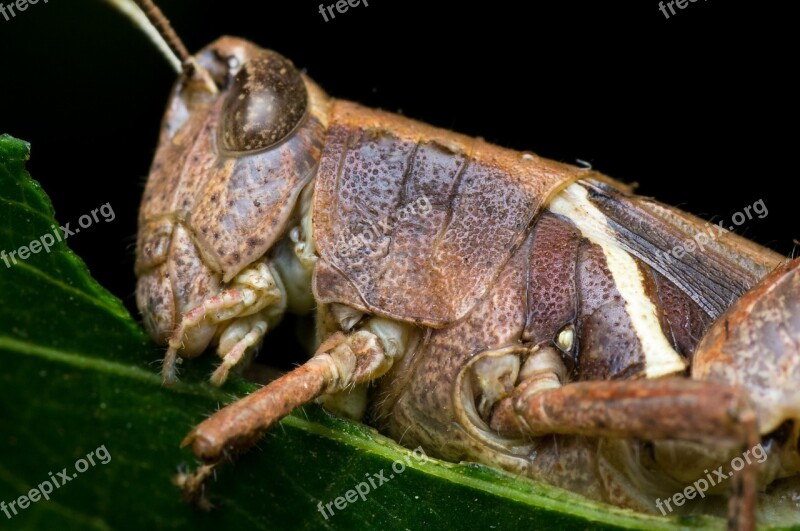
219 51 308 152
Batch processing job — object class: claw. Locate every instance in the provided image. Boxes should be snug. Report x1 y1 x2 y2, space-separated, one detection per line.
174 463 217 511
209 365 230 387
179 430 195 449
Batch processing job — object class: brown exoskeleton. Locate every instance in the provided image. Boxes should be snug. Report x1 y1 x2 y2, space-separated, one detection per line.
119 1 799 528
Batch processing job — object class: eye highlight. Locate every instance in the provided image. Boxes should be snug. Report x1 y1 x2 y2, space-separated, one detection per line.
219 51 308 153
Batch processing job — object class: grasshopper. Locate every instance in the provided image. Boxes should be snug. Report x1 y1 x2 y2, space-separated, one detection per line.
111 1 799 528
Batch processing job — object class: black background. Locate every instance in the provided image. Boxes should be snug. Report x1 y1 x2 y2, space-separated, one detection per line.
1 0 795 323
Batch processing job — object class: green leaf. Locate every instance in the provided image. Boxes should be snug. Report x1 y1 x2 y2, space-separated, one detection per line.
0 133 777 530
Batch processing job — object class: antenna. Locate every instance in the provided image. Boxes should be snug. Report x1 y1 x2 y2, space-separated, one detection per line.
102 0 218 93
132 0 193 72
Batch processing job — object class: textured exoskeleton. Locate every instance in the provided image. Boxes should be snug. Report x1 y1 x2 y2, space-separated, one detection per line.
134 34 800 530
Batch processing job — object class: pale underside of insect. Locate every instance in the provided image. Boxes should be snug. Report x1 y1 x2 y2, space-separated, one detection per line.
118 2 800 529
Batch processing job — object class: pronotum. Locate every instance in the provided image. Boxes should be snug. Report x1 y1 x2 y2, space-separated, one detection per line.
107 1 799 529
